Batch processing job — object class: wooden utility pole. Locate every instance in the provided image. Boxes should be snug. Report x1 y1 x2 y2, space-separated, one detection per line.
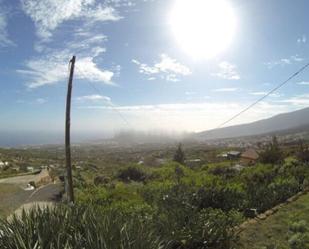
65 56 76 203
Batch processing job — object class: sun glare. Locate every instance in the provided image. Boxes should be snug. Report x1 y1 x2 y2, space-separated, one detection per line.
169 0 237 59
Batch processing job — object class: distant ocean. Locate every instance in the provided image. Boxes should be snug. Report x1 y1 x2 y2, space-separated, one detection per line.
0 131 110 147
0 131 64 147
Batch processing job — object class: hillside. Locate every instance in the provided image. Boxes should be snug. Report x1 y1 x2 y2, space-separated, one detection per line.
196 107 309 140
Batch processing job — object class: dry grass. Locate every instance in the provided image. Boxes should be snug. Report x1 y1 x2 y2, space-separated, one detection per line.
0 183 30 218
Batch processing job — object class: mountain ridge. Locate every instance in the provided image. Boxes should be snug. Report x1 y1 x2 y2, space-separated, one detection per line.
195 107 309 140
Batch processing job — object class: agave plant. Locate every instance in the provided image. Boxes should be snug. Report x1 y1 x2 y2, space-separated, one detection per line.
0 205 167 249
0 203 239 249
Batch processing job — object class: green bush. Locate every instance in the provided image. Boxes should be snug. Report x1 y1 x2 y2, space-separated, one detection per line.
194 182 245 211
288 233 309 249
269 177 300 203
156 207 242 249
290 220 308 234
117 165 148 182
288 220 309 249
208 165 238 179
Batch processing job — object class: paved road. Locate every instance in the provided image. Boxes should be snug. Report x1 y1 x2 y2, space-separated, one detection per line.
10 183 63 218
0 170 50 188
26 183 63 203
0 182 63 218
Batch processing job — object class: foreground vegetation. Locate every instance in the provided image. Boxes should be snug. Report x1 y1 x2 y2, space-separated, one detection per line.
1 138 309 248
0 205 240 249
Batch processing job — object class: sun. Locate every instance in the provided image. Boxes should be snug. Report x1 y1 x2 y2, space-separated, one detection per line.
169 0 237 59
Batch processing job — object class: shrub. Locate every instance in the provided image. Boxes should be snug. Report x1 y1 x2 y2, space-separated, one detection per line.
93 175 111 186
194 183 246 211
208 165 238 179
117 166 147 182
268 177 300 204
297 140 309 164
290 220 308 234
157 207 242 249
288 233 309 249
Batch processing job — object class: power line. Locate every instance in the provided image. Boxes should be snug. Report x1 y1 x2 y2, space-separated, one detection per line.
217 61 309 129
74 65 133 129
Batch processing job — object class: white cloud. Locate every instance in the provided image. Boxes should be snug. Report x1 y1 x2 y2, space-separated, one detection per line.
21 0 122 39
132 59 159 74
132 54 192 82
36 98 47 104
249 91 282 98
185 91 196 95
77 57 114 84
280 94 309 107
19 0 129 89
105 0 136 7
18 37 115 88
213 88 239 92
0 5 14 47
212 61 240 80
76 94 111 104
154 54 192 75
297 35 307 44
291 55 304 62
265 55 304 69
297 81 309 85
83 5 121 22
16 98 48 104
250 91 267 95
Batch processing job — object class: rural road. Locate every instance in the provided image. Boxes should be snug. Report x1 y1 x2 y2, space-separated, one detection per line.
11 183 63 218
0 169 51 188
26 183 63 203
0 172 63 217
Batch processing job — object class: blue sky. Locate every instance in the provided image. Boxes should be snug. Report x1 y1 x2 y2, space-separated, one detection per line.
1 0 309 140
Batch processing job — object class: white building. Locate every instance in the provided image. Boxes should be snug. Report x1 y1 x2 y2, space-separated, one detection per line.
0 161 9 169
27 166 35 172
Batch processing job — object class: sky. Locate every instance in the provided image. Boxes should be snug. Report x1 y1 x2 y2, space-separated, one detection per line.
1 0 309 144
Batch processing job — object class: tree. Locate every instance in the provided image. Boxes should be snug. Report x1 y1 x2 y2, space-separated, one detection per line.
259 136 284 165
173 143 185 165
297 140 309 164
